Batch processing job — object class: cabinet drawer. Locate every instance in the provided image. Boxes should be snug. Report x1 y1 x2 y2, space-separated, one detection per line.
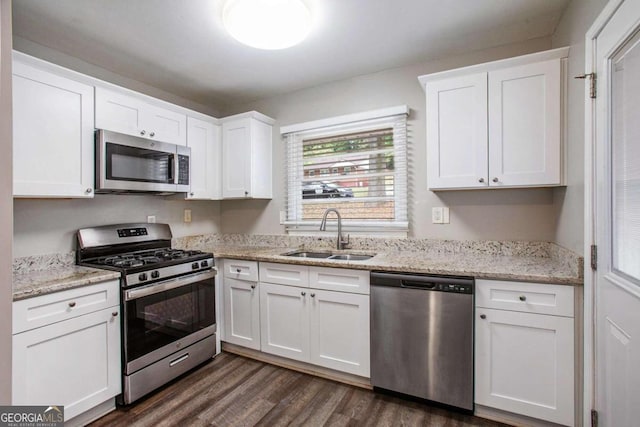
309 267 370 295
475 279 574 317
224 259 258 282
13 280 120 334
259 262 309 288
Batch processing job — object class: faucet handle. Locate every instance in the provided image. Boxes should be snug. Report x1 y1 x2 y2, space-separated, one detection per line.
340 234 351 250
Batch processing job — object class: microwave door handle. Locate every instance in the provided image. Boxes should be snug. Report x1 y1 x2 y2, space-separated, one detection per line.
168 153 175 183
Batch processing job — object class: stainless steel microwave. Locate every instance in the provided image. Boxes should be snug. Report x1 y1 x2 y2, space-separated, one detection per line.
95 130 190 194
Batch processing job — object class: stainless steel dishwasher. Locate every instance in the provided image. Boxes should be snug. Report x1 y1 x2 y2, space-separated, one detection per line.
370 271 474 411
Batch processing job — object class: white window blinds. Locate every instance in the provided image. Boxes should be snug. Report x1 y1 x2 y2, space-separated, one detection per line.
283 110 408 232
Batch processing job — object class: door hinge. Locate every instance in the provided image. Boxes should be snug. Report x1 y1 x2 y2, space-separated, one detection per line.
591 409 599 427
575 73 597 99
591 244 598 271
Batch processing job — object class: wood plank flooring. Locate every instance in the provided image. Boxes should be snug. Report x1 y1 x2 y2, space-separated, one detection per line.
90 352 509 427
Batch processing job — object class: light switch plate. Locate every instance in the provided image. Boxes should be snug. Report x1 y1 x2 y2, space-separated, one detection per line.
432 207 443 224
442 207 450 224
183 209 192 223
279 210 286 225
146 215 156 223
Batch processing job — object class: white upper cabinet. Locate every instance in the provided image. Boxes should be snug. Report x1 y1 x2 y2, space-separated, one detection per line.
12 53 95 198
221 112 274 199
420 47 569 190
186 116 222 200
95 86 187 146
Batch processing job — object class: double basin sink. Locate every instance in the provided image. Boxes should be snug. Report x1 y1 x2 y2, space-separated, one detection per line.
282 250 375 261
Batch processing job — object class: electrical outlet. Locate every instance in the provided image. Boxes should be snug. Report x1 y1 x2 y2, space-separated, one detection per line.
432 207 443 224
442 207 450 224
146 215 156 223
183 209 192 223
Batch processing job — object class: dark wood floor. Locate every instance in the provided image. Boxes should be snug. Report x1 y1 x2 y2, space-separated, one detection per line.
90 352 509 427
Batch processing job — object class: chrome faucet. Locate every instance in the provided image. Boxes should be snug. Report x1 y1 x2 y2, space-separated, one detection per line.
319 208 350 250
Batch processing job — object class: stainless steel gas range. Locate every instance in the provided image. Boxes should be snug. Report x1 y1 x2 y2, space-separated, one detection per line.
76 223 217 404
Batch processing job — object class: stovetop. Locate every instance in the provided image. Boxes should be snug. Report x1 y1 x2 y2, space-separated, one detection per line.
87 248 209 270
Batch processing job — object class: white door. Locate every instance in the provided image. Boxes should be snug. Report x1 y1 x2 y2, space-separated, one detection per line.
223 278 260 350
488 59 562 187
222 119 251 198
592 1 640 426
95 86 146 138
186 117 221 199
308 289 370 377
259 282 309 362
425 73 488 189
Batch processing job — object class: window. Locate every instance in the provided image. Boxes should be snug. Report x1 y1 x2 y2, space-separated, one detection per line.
282 106 408 234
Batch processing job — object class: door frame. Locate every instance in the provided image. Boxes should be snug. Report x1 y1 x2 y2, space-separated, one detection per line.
583 0 628 423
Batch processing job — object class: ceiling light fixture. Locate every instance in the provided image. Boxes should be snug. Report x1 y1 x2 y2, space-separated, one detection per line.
223 0 312 50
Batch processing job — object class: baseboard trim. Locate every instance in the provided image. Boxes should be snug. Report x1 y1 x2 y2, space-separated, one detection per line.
221 342 372 390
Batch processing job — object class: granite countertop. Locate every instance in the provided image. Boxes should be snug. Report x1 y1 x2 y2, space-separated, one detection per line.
13 266 121 301
205 244 583 286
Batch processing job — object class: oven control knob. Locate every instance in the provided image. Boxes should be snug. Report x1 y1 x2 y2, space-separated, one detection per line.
138 273 148 281
151 271 160 279
192 262 199 270
201 260 208 268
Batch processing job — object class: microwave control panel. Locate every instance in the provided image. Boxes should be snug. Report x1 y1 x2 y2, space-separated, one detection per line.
178 155 189 185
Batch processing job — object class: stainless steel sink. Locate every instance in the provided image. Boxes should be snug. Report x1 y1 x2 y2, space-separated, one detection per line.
282 250 332 259
281 250 374 261
328 254 374 261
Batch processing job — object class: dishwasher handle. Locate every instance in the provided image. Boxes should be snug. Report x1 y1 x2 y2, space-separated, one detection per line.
370 271 474 294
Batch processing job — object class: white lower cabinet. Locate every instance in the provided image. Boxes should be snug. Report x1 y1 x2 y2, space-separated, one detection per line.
12 282 121 422
475 279 575 426
223 277 261 350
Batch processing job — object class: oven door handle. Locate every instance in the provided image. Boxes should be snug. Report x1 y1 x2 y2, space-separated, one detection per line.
125 269 216 301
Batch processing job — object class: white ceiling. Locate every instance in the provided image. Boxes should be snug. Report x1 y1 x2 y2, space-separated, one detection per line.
12 0 571 109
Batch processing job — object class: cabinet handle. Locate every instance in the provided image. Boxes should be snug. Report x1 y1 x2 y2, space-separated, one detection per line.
112 311 118 317
478 178 485 183
150 131 155 137
251 284 256 289
140 130 146 136
85 188 93 194
480 314 486 319
310 293 315 298
68 301 76 308
519 295 527 301
301 291 306 296
492 177 499 183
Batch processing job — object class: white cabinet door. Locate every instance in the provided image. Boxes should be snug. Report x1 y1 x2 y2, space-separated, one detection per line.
309 289 370 377
223 277 260 350
426 72 488 189
259 282 309 362
186 116 221 199
222 118 251 198
475 308 574 426
12 60 94 198
12 308 121 421
95 87 186 146
488 59 562 187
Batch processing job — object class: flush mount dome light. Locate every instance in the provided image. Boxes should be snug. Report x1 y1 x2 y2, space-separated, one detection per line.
223 0 312 50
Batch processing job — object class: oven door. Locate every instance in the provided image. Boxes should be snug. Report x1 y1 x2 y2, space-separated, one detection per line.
96 129 181 193
123 270 216 374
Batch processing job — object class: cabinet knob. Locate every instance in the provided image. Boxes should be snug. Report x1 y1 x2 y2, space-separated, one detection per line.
236 268 241 273
85 188 93 194
478 178 485 183
68 301 76 308
480 314 486 319
519 295 527 301
140 130 146 136
244 191 249 196
301 291 306 296
251 284 256 289
310 293 315 298
112 311 118 317
190 192 194 196
492 177 499 183
150 131 155 137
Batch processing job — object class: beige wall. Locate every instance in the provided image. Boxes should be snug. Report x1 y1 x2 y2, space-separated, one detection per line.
551 0 608 255
0 0 12 404
221 37 562 241
13 197 222 258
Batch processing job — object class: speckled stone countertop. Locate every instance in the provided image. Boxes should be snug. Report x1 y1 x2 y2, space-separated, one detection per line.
202 245 583 285
13 266 120 301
